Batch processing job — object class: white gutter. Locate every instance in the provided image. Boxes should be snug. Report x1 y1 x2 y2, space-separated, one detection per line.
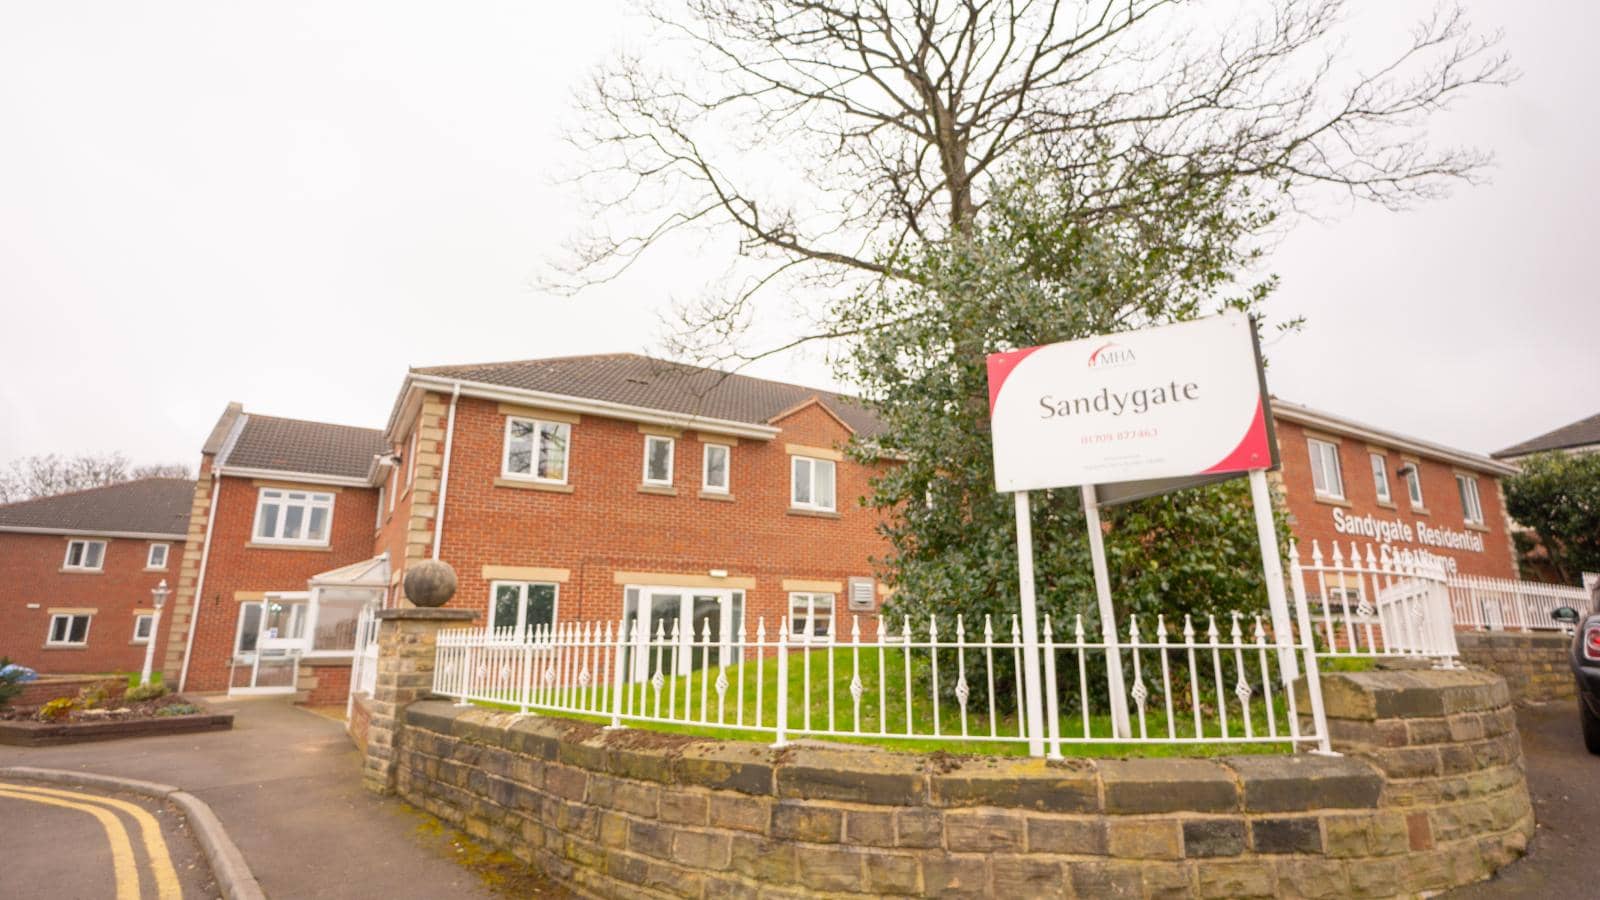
213 465 372 488
431 384 460 561
177 466 223 692
0 526 186 540
403 374 782 442
1272 400 1519 477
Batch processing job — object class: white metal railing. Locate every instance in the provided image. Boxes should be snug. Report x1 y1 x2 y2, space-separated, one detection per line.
1289 540 1459 659
347 605 380 714
1447 574 1590 632
433 605 1329 755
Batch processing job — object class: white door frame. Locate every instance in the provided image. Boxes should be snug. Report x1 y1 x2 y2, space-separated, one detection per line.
230 593 310 695
621 586 743 682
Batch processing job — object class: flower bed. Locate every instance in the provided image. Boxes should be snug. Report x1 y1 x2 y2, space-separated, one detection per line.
0 693 233 746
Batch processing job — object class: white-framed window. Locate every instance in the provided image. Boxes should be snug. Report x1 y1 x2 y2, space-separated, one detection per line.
1307 438 1344 500
1369 454 1391 504
47 613 91 646
789 592 835 640
63 539 106 571
1457 474 1484 525
405 430 418 492
387 462 397 513
489 581 559 636
146 543 170 569
253 488 335 546
1404 464 1425 508
375 485 386 529
790 456 837 512
702 443 730 493
643 435 675 486
502 417 570 484
132 613 154 643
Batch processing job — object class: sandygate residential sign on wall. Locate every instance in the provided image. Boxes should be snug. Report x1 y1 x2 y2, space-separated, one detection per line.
986 312 1273 492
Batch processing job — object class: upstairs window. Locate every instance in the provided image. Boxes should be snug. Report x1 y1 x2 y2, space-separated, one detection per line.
1369 454 1391 503
1457 474 1484 525
643 435 675 486
405 430 418 491
503 417 570 483
254 489 334 546
133 613 155 644
1307 439 1344 500
702 443 730 493
47 613 91 646
63 540 106 571
1404 464 1426 508
146 543 170 569
791 456 837 512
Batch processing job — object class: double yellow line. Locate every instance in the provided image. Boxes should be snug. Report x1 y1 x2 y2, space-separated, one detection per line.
0 781 182 900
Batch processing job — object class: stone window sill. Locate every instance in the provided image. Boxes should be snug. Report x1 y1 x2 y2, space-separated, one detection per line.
1465 521 1492 533
698 491 735 502
1375 500 1396 510
494 478 574 494
41 644 87 651
1312 494 1352 508
245 542 334 553
58 568 104 575
1409 506 1430 517
787 508 842 520
638 484 678 496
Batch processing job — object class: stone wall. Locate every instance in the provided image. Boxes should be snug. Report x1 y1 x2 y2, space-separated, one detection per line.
390 666 1532 899
1455 631 1574 703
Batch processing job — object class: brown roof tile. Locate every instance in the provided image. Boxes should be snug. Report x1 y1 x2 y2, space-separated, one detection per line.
0 478 194 537
1494 411 1600 459
411 354 885 437
223 414 387 480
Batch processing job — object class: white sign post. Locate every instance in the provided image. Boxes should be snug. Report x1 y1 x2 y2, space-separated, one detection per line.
988 312 1282 746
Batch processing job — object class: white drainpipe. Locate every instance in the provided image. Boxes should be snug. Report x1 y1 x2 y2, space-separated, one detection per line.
431 383 461 561
177 466 222 692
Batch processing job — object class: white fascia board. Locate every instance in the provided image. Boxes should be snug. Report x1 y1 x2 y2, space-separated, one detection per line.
406 373 782 441
214 466 374 488
0 526 187 540
1272 400 1519 477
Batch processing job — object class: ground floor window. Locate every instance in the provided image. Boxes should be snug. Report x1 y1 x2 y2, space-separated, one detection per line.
490 582 559 636
789 593 835 640
132 613 154 643
47 613 91 646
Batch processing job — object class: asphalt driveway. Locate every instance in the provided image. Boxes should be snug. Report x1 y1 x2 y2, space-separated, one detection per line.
1448 700 1597 897
0 698 503 899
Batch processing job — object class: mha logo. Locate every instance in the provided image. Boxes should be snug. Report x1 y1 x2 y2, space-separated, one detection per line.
1087 342 1136 370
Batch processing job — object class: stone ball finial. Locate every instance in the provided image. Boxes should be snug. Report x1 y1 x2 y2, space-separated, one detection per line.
403 560 458 608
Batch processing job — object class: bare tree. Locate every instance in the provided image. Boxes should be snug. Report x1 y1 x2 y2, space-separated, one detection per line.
559 0 1510 363
0 453 192 504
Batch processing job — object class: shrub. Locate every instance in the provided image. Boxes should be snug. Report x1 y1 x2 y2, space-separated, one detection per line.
37 697 80 721
124 682 170 703
155 703 200 717
0 658 31 708
76 680 120 710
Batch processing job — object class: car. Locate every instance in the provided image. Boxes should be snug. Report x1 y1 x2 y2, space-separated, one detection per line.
1554 592 1600 754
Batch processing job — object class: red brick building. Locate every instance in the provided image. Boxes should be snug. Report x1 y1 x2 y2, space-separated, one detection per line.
160 355 892 699
0 478 193 674
5 355 1521 700
1270 400 1519 579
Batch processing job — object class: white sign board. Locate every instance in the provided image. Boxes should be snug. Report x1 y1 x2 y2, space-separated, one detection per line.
987 312 1272 493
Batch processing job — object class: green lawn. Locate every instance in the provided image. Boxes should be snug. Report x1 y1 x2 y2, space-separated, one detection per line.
463 645 1311 758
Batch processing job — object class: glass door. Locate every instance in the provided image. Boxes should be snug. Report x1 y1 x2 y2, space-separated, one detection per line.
229 595 308 694
622 587 744 682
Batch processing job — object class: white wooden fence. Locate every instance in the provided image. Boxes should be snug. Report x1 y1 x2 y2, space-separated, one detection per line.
422 540 1473 756
1447 574 1590 632
346 605 380 717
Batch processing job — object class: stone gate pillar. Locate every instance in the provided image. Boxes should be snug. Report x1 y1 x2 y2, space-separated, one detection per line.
361 607 476 795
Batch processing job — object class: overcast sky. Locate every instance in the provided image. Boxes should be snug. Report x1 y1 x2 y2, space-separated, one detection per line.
1 1 1593 471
